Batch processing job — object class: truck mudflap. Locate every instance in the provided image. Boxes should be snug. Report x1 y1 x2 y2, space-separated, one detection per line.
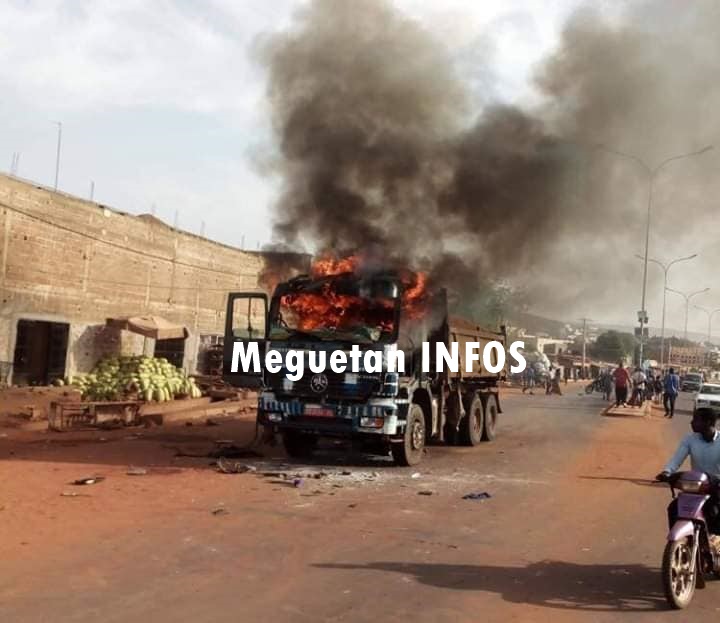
259 392 409 435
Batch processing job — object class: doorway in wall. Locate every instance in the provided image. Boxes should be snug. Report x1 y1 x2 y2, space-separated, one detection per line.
12 320 69 386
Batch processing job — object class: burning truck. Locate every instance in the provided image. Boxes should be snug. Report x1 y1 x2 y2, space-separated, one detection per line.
223 257 507 466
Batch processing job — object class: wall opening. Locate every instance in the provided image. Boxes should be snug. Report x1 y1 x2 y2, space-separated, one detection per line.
154 338 185 370
12 319 69 386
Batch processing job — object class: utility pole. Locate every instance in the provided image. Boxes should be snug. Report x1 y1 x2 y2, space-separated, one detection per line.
89 180 95 201
579 318 591 379
693 306 720 345
635 253 697 369
666 287 710 340
597 144 713 365
53 121 62 191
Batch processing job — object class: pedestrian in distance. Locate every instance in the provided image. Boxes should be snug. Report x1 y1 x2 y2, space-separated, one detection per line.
664 367 681 418
550 368 563 396
653 375 663 403
602 369 613 401
613 361 631 408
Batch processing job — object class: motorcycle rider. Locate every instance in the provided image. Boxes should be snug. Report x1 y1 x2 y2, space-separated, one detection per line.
657 408 720 539
630 366 647 407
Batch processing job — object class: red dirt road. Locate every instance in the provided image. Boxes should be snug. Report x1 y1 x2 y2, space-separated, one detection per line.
0 389 714 622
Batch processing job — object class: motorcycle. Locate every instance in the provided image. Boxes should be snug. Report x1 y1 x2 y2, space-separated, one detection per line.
584 378 603 395
660 470 720 609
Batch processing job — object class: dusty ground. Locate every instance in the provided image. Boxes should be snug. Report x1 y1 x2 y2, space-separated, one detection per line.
0 386 714 621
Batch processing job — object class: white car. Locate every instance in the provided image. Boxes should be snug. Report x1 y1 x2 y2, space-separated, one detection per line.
694 383 720 412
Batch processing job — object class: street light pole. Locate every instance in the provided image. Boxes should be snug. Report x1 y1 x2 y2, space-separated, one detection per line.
579 317 591 378
52 121 62 191
693 305 720 344
666 287 710 340
635 253 697 368
598 144 713 366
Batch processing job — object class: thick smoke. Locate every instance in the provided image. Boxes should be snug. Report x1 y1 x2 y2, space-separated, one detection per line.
259 0 720 326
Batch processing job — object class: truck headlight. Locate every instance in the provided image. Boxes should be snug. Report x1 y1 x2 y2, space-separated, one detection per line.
267 413 283 423
360 417 384 428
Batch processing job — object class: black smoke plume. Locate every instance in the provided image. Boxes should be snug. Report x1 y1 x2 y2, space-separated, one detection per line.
258 0 720 326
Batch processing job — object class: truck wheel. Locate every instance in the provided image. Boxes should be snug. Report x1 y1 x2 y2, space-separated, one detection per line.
283 431 317 460
460 393 483 446
482 394 498 441
392 404 425 466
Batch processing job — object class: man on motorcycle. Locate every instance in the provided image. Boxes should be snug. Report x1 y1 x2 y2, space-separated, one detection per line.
657 408 720 536
630 366 647 407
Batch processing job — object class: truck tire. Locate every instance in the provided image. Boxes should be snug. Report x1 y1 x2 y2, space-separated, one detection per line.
460 393 484 446
392 404 425 466
482 394 498 441
283 431 317 460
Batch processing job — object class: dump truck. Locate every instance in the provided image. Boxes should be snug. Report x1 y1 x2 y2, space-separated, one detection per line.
223 270 507 466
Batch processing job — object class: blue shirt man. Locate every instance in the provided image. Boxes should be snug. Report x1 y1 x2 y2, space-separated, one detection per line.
663 368 680 418
660 408 720 477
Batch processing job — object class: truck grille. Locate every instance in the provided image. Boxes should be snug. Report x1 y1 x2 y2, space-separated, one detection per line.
266 369 380 401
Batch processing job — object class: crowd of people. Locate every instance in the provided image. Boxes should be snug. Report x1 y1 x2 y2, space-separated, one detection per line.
597 362 682 416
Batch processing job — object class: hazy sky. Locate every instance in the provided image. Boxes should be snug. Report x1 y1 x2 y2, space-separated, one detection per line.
0 0 577 245
2 0 716 335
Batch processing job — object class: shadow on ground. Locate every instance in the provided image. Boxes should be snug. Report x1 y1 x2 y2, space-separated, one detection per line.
315 560 666 612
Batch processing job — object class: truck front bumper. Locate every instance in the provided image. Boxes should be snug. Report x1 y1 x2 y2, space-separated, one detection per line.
257 392 407 436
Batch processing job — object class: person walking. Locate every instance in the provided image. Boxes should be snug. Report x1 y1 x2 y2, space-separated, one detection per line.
550 368 563 395
664 367 681 418
602 369 614 401
613 361 631 408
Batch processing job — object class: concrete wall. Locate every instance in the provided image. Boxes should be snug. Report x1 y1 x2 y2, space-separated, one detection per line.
0 174 307 382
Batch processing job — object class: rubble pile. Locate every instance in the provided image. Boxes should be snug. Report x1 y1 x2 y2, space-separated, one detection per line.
58 356 202 402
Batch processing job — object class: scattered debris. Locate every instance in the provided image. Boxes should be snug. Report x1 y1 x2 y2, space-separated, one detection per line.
72 476 105 486
418 490 434 496
293 478 303 488
205 418 219 427
216 458 257 474
411 472 421 479
348 503 357 508
212 507 230 516
60 492 91 498
126 466 148 476
462 491 491 501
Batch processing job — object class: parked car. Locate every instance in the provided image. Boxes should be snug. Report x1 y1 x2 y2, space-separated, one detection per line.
682 373 703 393
694 383 720 412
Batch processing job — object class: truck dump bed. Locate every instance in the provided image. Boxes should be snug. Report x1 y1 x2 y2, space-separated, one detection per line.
444 316 507 380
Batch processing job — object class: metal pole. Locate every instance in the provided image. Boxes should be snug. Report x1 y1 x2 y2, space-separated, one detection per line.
638 175 653 366
53 121 62 191
89 180 95 201
599 144 713 365
635 253 697 369
668 287 709 341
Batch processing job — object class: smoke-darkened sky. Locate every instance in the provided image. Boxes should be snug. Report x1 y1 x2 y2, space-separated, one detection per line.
260 0 720 334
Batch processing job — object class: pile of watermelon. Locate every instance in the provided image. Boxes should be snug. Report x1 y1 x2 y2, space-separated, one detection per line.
58 356 202 402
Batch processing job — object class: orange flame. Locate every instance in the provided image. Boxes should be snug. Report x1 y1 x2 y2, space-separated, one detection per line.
279 255 429 333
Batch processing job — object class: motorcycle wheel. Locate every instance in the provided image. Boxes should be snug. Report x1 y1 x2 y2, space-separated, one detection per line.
662 538 697 609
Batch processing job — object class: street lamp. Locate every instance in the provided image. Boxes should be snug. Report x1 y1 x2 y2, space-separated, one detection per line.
597 143 713 365
666 287 710 341
693 305 720 344
635 253 697 368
